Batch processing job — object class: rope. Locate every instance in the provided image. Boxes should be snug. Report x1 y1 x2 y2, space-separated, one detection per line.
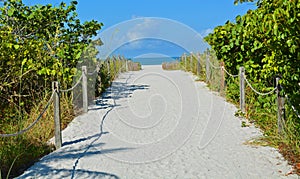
0 91 55 137
285 94 300 119
222 66 239 78
87 65 99 76
244 76 277 96
60 75 83 92
207 59 222 69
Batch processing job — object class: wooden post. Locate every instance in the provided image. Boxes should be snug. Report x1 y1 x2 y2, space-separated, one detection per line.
52 81 62 149
190 52 193 72
197 53 201 76
107 58 110 74
125 60 128 71
113 57 117 76
239 67 245 113
118 55 121 64
220 62 225 97
180 56 183 69
96 64 100 73
184 53 187 71
128 60 131 71
82 66 88 113
117 56 122 72
206 53 210 83
96 65 101 96
276 77 285 134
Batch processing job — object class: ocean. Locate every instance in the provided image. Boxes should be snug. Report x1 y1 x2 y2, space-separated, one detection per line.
132 57 180 65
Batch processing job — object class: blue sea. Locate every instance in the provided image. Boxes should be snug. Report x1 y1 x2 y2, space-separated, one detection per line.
132 57 180 65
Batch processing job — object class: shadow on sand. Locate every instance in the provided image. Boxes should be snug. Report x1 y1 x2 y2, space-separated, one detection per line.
18 75 149 179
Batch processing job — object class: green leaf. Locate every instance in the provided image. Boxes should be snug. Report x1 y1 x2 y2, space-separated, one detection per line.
273 24 278 35
241 45 244 51
287 39 292 47
6 43 13 48
14 45 20 49
7 8 15 16
75 51 82 59
21 58 27 66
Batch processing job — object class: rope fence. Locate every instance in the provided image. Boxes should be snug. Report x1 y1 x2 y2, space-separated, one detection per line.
180 51 298 134
60 75 83 93
244 76 277 96
222 66 239 78
87 65 99 76
207 58 222 69
0 57 135 149
0 90 55 137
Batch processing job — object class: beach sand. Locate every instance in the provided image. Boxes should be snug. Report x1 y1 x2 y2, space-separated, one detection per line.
18 65 297 179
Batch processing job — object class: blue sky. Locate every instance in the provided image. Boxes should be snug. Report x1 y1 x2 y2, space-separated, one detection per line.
23 0 257 59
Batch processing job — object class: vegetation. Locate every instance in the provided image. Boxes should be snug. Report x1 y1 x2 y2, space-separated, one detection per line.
0 1 141 178
161 61 180 70
179 0 300 174
95 57 141 97
0 0 103 177
2 0 298 177
178 51 224 91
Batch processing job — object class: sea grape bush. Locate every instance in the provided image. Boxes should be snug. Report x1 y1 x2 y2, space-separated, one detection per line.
205 0 300 171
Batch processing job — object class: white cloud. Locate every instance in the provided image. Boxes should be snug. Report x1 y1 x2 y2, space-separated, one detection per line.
126 18 160 41
97 17 210 58
121 18 161 49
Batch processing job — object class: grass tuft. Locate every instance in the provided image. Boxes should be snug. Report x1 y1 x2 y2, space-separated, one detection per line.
162 61 180 70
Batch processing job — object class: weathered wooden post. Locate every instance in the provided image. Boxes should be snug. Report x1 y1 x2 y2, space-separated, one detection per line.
220 62 225 97
107 58 110 74
125 60 128 71
96 64 102 97
113 57 117 76
239 67 245 113
276 77 285 134
118 55 121 65
184 53 187 71
52 81 62 149
82 66 88 113
128 60 131 71
117 55 122 72
205 52 210 83
190 52 193 72
96 63 100 73
197 53 201 76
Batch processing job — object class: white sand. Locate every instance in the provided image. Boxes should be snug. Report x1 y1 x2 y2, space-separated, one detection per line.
18 65 297 179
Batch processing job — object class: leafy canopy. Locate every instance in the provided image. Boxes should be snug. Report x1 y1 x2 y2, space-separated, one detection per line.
0 0 103 114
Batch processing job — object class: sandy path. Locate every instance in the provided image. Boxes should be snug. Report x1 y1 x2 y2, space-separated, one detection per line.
18 65 297 179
